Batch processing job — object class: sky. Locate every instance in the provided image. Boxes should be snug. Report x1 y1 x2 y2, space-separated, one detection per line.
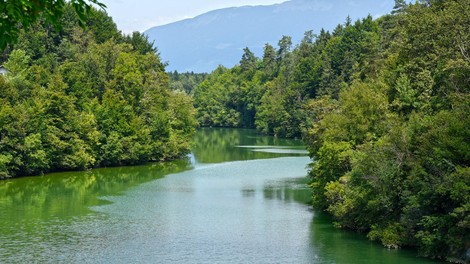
99 0 287 34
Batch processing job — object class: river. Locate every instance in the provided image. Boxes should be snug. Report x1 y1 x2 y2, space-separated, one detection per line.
0 128 441 263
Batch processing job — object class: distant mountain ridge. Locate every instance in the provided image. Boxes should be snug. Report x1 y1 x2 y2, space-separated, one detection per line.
144 0 394 73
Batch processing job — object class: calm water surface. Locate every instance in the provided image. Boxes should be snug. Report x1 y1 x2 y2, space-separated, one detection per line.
0 128 441 263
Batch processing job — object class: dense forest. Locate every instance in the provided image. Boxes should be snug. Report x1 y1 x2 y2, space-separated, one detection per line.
190 0 469 262
168 71 207 95
0 5 197 179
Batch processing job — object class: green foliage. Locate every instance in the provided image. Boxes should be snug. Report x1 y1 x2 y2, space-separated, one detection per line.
0 0 106 50
3 49 31 76
168 71 207 94
192 13 382 138
0 3 196 178
303 1 470 262
193 66 245 127
123 32 158 55
240 47 257 73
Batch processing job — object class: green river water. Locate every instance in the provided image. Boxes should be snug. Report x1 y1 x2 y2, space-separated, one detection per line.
0 128 442 263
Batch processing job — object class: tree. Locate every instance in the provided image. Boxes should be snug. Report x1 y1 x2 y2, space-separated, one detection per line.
0 0 106 50
392 0 408 14
3 49 31 77
262 43 277 81
240 47 257 73
277 35 292 63
124 32 158 55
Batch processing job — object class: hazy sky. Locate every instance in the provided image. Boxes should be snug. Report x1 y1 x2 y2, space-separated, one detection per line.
99 0 286 34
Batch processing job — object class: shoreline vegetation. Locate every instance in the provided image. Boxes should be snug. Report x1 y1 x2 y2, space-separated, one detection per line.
1 1 468 263
0 4 197 180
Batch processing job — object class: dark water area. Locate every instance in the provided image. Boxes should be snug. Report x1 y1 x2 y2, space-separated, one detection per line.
0 128 441 263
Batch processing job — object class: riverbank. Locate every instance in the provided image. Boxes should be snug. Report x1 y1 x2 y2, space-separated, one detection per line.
0 128 442 263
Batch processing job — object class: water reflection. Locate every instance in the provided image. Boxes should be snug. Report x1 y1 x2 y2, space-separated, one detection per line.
260 174 440 264
192 128 306 163
263 177 311 205
308 212 442 264
0 159 192 223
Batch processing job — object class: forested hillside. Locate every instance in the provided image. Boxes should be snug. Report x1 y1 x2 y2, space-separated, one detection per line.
192 0 469 262
0 5 197 179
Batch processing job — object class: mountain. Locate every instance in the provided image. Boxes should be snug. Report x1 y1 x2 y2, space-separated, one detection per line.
144 0 394 73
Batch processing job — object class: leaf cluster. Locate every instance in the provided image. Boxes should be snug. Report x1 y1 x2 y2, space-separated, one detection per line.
0 0 106 50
